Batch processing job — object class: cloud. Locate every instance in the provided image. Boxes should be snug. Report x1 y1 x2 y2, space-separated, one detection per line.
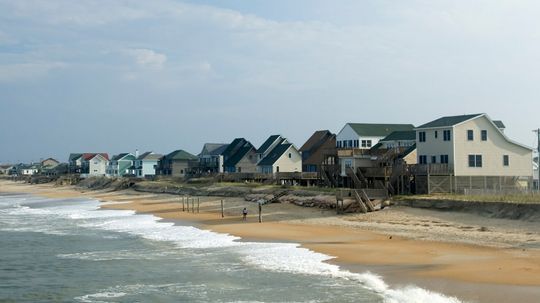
0 61 66 82
126 48 167 69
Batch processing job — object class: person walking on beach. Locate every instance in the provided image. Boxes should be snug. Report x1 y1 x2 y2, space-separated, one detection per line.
242 207 248 221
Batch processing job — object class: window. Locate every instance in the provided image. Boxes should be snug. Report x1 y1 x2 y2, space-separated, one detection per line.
419 131 426 142
434 131 438 139
348 140 353 148
431 156 437 163
361 140 372 148
481 130 487 141
237 167 241 172
467 130 474 141
337 141 341 148
288 153 292 158
443 130 451 141
440 155 449 164
503 155 509 166
354 140 359 148
419 155 427 164
468 154 482 167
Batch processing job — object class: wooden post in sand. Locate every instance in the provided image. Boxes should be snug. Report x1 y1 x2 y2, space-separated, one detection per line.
221 199 224 218
186 197 190 212
197 198 200 213
258 203 262 223
192 198 195 213
182 197 185 212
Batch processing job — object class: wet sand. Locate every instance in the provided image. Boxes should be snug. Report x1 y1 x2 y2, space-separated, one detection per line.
1 180 539 303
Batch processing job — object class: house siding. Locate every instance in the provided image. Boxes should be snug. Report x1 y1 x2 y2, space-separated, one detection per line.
89 157 107 176
272 146 302 173
235 150 258 173
416 128 454 166
453 117 532 176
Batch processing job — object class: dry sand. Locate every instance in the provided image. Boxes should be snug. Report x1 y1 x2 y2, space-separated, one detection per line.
1 180 539 303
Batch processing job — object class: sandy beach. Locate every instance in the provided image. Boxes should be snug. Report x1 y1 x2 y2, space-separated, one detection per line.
1 180 539 303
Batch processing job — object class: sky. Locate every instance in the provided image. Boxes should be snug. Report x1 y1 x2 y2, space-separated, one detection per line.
1 0 540 163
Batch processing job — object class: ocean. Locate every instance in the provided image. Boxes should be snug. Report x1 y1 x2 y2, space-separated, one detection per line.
0 193 461 303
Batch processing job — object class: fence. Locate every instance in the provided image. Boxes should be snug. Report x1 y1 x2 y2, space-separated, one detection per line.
415 175 533 195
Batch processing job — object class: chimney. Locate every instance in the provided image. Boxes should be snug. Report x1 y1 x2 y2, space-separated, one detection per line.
135 149 139 158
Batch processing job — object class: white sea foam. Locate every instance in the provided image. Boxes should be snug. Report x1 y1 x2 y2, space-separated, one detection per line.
3 196 463 303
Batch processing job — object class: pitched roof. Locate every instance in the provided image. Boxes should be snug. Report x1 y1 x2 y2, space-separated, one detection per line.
258 143 292 166
399 144 417 159
200 143 229 156
416 114 483 129
69 153 83 161
222 138 248 158
138 152 163 161
223 145 254 167
493 120 506 129
257 135 283 155
165 149 197 161
380 131 416 142
83 153 109 161
347 123 415 137
300 130 334 152
111 153 135 161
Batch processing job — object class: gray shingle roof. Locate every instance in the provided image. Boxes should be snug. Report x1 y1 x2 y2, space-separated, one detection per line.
200 143 229 156
380 131 416 142
164 150 197 161
223 145 254 167
416 114 483 129
258 144 291 166
347 123 415 137
257 135 282 155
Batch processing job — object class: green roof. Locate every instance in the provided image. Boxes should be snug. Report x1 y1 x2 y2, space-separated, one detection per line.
258 144 291 166
417 114 483 129
111 153 135 161
165 150 197 161
380 131 416 142
348 123 414 137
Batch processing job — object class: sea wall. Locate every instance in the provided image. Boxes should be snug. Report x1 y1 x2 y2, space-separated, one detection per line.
394 199 540 222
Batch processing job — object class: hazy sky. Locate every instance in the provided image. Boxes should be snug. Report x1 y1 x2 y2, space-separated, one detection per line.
1 0 540 163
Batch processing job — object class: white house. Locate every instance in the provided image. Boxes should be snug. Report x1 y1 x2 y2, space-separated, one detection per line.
88 154 108 176
132 152 162 177
336 123 415 150
257 142 302 174
415 113 532 177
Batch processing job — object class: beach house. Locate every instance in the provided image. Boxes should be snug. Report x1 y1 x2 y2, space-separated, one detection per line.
299 130 337 173
257 135 302 174
106 153 136 177
336 123 415 176
222 138 258 173
41 158 60 168
414 113 533 193
197 143 229 173
157 149 198 177
86 154 109 176
131 152 162 178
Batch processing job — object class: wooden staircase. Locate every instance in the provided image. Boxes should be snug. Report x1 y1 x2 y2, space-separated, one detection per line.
262 190 289 204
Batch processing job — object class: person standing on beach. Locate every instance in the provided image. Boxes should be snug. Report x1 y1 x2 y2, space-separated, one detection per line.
242 207 248 221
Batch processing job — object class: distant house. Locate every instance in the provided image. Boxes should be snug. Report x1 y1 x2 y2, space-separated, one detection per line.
87 154 109 176
198 143 229 173
299 130 336 173
337 123 415 176
157 150 198 177
336 123 415 150
42 163 69 176
415 113 532 177
41 158 60 168
19 164 40 176
0 165 14 175
68 153 109 175
131 152 162 178
258 142 302 174
106 153 136 177
222 139 257 173
256 135 288 162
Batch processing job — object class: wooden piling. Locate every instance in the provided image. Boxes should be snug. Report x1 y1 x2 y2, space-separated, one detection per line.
192 198 195 213
258 203 262 223
221 199 224 218
182 197 185 212
197 198 200 213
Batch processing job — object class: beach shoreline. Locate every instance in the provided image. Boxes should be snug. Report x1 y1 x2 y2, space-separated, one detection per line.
1 180 539 303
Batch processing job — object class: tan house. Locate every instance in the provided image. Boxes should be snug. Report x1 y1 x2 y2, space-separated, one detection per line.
257 139 302 174
415 113 532 193
41 158 60 168
158 149 198 177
